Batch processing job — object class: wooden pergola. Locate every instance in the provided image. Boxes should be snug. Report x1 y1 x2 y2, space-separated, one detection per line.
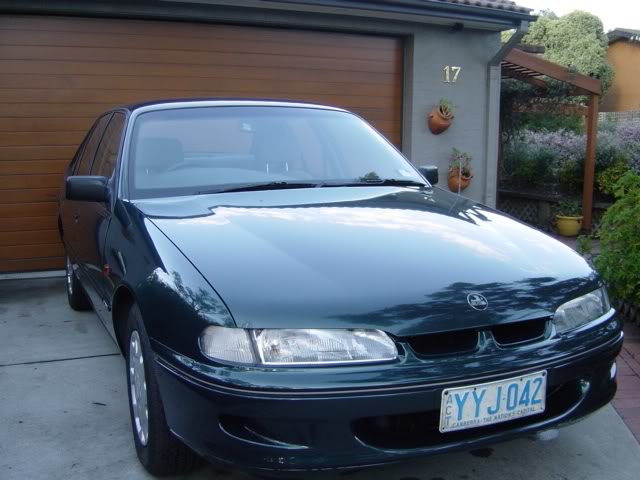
501 48 602 231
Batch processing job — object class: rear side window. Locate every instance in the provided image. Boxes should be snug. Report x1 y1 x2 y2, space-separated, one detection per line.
91 113 126 178
76 114 111 175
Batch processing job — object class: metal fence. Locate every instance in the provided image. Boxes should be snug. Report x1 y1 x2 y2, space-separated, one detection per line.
598 110 640 123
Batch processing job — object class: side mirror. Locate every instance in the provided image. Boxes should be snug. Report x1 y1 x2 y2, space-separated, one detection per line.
66 176 109 202
418 165 439 186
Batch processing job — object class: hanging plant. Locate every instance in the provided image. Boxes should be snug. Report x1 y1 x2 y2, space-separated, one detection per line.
428 99 455 134
448 148 473 192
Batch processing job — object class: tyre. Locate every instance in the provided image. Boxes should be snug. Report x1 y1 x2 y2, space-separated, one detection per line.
125 304 201 476
65 256 91 311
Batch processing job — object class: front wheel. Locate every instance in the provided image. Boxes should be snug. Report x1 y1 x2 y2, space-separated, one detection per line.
125 304 200 476
65 256 91 311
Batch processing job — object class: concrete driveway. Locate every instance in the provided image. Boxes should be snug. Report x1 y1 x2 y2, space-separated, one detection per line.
2 277 640 480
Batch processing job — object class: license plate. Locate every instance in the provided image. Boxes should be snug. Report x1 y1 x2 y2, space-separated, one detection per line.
439 371 547 433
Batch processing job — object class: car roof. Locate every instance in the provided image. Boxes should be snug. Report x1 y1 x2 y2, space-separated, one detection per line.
118 98 348 113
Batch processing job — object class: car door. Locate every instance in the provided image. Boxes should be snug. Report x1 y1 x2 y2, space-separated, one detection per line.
77 112 127 307
62 114 112 273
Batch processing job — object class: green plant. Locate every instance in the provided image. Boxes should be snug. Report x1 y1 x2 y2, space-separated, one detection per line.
597 158 630 196
448 148 472 177
438 99 455 118
592 172 640 304
556 200 582 217
558 160 583 194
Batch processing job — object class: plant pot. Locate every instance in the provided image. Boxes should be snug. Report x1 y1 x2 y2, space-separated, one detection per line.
428 108 453 135
556 215 583 237
448 171 472 192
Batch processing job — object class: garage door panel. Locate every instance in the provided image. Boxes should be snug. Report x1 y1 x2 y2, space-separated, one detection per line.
0 188 59 204
1 61 398 85
0 117 93 132
2 89 398 109
0 215 57 232
1 17 398 51
0 174 62 190
0 243 64 261
0 132 83 146
1 30 397 62
0 15 402 272
0 202 58 218
0 257 65 272
0 160 70 175
0 46 398 74
0 74 396 97
0 145 77 161
0 229 60 247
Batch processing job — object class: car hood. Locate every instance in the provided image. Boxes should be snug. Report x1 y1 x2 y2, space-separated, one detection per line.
136 187 598 337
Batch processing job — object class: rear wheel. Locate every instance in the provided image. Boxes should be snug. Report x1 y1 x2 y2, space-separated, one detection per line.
65 256 91 311
125 304 200 476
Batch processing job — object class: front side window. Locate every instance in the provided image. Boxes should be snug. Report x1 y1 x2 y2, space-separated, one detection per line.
128 106 422 199
75 114 111 175
91 113 126 178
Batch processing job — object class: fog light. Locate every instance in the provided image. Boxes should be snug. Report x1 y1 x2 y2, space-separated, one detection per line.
610 362 617 379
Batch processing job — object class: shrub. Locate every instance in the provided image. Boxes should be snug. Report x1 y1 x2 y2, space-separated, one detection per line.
597 159 630 196
556 200 582 216
593 172 640 304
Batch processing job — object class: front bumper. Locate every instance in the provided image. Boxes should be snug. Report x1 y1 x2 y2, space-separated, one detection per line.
152 316 623 472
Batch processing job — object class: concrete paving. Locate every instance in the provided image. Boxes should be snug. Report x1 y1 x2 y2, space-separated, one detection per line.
1 278 640 480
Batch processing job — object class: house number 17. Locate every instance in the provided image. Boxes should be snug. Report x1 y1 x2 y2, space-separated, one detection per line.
443 66 461 83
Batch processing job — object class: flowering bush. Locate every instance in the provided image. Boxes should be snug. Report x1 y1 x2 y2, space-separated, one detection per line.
502 121 640 193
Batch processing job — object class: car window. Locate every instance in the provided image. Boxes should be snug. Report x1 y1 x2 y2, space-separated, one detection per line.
91 113 126 178
75 114 111 176
128 106 422 199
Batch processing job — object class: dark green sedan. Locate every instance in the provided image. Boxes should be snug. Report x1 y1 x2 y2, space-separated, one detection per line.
58 100 622 476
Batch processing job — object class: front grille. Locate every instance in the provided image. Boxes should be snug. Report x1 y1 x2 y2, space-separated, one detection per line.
490 318 549 346
406 329 480 357
352 380 582 450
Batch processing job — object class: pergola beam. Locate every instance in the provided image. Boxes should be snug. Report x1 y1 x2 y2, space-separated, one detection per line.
504 48 602 95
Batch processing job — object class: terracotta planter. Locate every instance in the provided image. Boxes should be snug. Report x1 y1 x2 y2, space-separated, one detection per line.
556 215 583 237
428 107 453 135
448 170 472 192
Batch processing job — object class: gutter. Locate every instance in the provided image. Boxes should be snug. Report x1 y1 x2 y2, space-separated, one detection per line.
491 20 530 65
266 0 537 26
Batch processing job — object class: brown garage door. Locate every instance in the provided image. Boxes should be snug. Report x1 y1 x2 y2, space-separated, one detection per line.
0 15 403 273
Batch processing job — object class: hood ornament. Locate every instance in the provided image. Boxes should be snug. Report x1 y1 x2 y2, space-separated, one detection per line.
467 293 488 311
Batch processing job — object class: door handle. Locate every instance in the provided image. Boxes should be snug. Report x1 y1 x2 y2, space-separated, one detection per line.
73 212 80 223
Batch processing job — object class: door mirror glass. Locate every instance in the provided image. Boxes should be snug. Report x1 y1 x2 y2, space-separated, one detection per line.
418 165 439 185
66 176 109 202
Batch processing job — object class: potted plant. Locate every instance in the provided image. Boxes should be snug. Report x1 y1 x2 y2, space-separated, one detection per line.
555 200 583 236
448 148 473 192
428 99 455 134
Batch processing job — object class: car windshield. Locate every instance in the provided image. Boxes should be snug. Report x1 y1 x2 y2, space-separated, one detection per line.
127 106 424 199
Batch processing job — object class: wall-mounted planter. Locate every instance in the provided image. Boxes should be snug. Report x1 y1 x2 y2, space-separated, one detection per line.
448 170 472 192
428 104 454 135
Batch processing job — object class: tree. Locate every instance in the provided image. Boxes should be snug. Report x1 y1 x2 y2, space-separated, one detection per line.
521 10 614 92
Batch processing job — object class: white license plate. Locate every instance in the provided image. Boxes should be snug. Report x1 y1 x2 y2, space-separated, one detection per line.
439 371 547 433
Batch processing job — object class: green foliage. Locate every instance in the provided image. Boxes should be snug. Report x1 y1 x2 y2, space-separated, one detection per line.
556 200 582 217
439 99 455 117
597 159 630 196
576 235 593 256
521 10 614 92
558 160 582 194
514 112 584 133
502 138 553 187
449 148 472 177
593 172 640 304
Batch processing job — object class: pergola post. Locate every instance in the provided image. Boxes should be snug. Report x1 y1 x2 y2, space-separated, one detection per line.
582 94 599 231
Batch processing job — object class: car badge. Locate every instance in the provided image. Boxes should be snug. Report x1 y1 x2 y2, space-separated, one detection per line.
467 293 488 311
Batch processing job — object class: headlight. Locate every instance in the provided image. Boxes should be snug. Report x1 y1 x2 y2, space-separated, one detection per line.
200 327 397 366
553 287 611 333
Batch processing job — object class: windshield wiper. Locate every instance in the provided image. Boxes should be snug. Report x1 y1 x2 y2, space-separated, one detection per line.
320 178 428 188
196 181 319 195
